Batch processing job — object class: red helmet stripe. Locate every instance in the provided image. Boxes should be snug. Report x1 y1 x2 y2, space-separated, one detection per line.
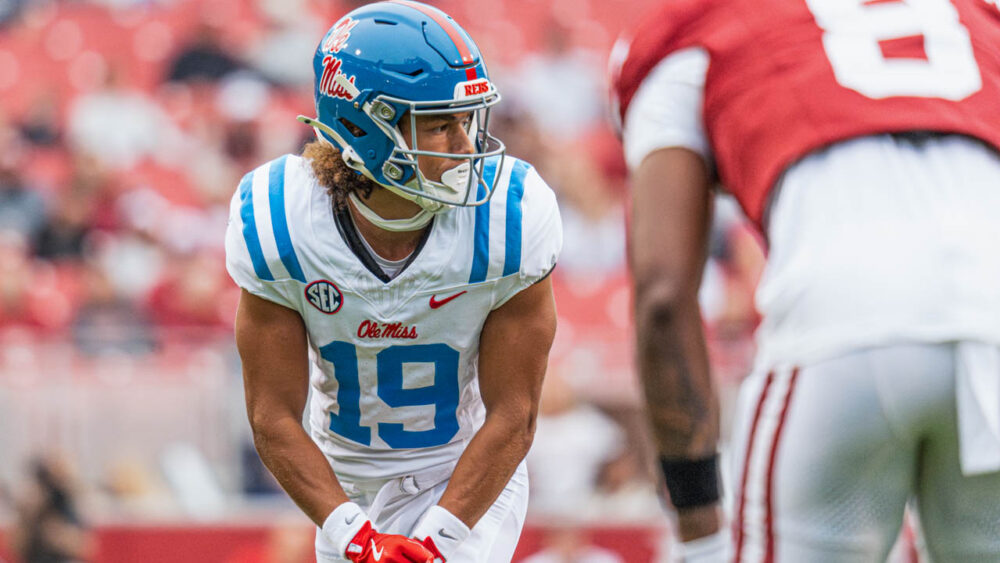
391 0 475 66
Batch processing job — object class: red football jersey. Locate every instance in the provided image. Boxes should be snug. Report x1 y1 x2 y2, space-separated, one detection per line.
613 0 1000 227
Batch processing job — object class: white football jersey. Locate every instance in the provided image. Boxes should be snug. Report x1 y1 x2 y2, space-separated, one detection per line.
225 154 562 482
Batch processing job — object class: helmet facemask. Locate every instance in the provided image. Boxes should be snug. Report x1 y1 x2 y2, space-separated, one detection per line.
368 85 506 212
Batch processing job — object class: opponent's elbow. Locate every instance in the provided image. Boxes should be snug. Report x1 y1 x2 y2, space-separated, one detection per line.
633 277 697 333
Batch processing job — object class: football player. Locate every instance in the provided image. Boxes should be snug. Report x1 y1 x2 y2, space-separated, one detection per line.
612 0 1000 561
225 2 562 562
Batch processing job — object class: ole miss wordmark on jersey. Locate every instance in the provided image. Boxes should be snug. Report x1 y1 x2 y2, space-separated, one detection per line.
612 0 1000 227
224 154 561 480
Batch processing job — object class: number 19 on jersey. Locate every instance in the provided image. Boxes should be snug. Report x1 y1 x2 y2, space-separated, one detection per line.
319 341 461 449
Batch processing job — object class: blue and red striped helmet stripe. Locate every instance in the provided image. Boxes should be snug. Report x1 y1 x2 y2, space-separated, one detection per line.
390 0 478 79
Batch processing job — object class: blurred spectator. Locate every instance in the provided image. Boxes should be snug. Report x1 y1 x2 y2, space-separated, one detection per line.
34 184 98 262
0 0 24 27
9 455 96 563
248 7 322 88
512 21 605 139
71 262 155 355
0 231 40 328
214 72 272 170
17 93 61 148
145 249 235 330
222 117 258 165
491 103 552 171
526 371 626 518
0 231 73 331
90 227 165 301
547 145 626 279
67 65 187 171
166 23 244 84
0 169 47 249
101 456 175 518
0 134 47 248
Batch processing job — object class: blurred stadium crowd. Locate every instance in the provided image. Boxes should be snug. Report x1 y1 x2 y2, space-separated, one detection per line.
0 0 764 560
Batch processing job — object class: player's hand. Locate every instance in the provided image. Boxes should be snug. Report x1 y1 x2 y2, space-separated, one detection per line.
322 502 433 563
414 535 447 562
346 521 435 563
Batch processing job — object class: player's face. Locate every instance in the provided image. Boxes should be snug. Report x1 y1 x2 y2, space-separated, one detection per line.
398 111 475 182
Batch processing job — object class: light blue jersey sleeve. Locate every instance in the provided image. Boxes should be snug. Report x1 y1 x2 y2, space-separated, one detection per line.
224 155 307 311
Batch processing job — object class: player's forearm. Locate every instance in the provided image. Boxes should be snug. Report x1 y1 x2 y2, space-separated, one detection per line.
436 409 534 528
636 291 723 540
250 415 351 526
635 291 719 459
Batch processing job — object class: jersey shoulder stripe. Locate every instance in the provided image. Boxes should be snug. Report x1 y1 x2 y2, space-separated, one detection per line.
467 156 538 284
238 170 274 281
235 154 309 284
468 157 501 283
501 159 531 276
267 155 306 283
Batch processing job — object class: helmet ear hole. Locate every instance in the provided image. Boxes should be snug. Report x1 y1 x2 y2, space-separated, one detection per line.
339 118 367 138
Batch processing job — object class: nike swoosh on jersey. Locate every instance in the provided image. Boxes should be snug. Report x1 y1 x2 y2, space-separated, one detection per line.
372 541 384 561
439 528 458 540
429 291 467 309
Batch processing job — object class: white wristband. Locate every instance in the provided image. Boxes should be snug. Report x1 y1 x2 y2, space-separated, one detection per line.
675 530 731 563
410 505 471 561
321 502 369 558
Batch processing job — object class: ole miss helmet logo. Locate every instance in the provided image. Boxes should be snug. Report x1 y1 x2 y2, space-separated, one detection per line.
318 17 360 101
322 17 357 54
305 280 343 314
319 56 358 101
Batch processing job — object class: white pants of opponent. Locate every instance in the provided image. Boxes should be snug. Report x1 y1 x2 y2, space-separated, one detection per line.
316 461 529 563
730 343 1000 562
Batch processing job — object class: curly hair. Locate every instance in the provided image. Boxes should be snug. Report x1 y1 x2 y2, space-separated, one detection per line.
301 140 377 210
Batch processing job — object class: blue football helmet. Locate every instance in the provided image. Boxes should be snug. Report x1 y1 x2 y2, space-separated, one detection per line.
298 0 505 213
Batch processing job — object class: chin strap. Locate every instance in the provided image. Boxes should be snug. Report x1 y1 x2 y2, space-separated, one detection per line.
348 192 434 232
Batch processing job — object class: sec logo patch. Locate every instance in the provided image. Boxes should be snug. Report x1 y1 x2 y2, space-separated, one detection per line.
305 280 343 314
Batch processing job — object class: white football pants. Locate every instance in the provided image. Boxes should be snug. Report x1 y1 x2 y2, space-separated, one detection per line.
316 461 529 563
730 343 1000 562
